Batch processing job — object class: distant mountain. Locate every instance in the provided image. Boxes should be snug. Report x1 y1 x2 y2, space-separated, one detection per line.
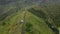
0 0 60 14
0 0 60 5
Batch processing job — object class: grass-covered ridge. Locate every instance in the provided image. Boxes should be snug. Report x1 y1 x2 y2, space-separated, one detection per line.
25 11 54 34
0 0 60 34
25 5 60 34
0 5 60 34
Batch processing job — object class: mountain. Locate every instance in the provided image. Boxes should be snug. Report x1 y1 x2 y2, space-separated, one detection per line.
0 0 60 34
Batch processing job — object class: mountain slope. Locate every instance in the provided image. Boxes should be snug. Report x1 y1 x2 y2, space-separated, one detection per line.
0 0 60 34
25 11 54 34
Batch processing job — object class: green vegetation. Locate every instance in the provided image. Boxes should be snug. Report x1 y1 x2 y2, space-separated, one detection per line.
25 23 33 32
0 0 60 34
25 11 54 34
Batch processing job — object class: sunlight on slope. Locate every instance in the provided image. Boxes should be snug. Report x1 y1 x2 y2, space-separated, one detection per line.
25 11 54 34
0 9 24 34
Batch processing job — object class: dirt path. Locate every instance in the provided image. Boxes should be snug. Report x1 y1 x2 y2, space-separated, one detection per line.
21 10 26 34
21 7 31 34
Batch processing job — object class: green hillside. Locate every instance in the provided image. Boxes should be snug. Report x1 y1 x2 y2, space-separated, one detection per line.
25 11 54 34
0 5 60 34
0 0 60 34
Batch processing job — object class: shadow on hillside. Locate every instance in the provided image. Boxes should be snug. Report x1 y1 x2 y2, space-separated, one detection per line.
0 8 19 26
28 8 46 19
28 8 59 34
45 20 59 34
0 8 18 21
